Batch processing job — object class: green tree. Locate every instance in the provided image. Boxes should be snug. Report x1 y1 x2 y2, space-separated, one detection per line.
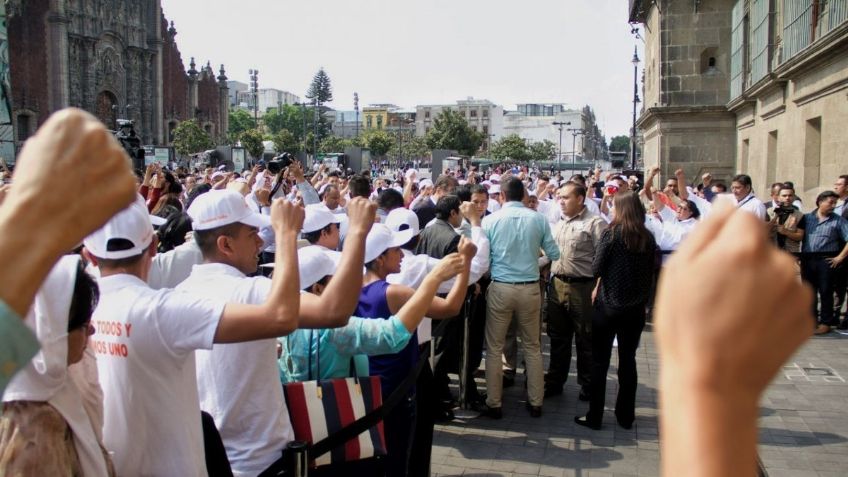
172 119 214 156
363 130 394 158
528 140 556 162
228 109 255 143
609 135 630 152
490 134 530 162
319 135 353 153
272 129 300 154
389 131 429 160
239 129 265 160
424 109 484 156
305 68 333 105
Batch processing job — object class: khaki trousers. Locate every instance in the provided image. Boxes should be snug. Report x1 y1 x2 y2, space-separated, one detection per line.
485 281 544 408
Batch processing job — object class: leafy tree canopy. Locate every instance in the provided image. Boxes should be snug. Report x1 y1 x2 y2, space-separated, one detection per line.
173 119 214 156
490 134 530 162
272 129 300 155
228 109 255 144
424 109 483 156
239 129 265 159
609 135 630 152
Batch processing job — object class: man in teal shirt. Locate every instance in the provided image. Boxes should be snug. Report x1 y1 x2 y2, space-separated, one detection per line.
481 177 560 418
0 302 40 394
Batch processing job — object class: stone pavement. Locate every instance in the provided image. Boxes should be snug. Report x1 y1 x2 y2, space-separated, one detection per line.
430 326 848 476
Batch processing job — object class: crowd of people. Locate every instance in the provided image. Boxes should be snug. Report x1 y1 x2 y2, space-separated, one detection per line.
0 108 840 476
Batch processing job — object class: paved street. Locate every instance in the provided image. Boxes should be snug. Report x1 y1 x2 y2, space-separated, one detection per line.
432 325 848 476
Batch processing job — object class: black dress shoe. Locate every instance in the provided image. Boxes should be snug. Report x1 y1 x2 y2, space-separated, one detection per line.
503 374 515 388
574 416 602 430
481 406 503 419
578 388 590 401
544 386 563 398
526 403 542 418
615 412 634 429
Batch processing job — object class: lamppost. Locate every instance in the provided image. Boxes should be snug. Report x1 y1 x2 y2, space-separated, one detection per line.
249 69 259 128
295 102 307 154
631 46 641 170
353 92 360 138
312 98 318 160
567 128 585 176
552 121 571 170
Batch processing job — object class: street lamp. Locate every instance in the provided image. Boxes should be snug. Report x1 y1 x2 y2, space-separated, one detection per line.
567 128 585 176
552 121 571 170
249 69 259 128
631 46 641 170
353 92 360 138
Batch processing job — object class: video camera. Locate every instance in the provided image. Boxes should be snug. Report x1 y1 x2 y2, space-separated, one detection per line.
267 152 295 175
114 119 145 170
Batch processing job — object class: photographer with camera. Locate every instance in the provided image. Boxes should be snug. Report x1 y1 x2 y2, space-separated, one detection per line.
767 183 804 253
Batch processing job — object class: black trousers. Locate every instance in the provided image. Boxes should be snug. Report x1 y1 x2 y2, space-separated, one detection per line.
408 359 434 477
802 258 840 326
833 264 848 323
586 301 646 427
545 279 593 390
201 411 234 477
383 393 416 477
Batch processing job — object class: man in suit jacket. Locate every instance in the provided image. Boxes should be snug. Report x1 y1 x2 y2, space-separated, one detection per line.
413 175 459 228
408 195 464 477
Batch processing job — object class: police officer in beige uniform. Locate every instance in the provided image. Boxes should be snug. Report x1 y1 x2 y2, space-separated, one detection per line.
545 181 607 400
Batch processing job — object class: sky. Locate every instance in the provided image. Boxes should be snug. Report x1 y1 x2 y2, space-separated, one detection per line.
160 0 642 139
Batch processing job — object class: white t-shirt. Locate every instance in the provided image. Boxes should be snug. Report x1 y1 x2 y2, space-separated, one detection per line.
147 239 204 289
93 273 224 477
737 193 767 220
176 263 294 476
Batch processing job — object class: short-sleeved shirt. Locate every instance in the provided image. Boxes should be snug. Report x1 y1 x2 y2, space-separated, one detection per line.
482 201 561 283
551 206 607 278
176 263 294 476
798 212 848 253
0 300 38 395
93 274 224 477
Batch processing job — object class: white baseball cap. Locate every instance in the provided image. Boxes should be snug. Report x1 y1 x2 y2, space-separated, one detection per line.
84 195 155 260
302 207 342 234
489 174 502 183
419 178 433 188
298 246 336 290
385 208 420 237
490 184 501 194
211 171 225 181
365 223 414 263
187 189 271 231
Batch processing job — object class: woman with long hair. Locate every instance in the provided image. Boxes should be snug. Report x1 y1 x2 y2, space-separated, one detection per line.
575 191 658 430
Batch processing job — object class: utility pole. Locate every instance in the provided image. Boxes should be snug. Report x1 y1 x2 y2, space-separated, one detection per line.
249 69 259 129
552 121 570 171
631 45 641 170
567 128 585 177
353 92 360 139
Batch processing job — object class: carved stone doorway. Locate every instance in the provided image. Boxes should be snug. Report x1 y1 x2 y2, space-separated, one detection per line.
95 91 118 130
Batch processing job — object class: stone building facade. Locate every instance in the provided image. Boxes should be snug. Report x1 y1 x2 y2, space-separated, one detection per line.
629 0 739 185
630 0 848 204
7 0 228 152
728 0 848 204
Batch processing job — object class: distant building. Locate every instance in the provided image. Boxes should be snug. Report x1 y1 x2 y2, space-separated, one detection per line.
517 103 567 117
227 80 248 107
235 88 301 115
503 109 585 161
362 104 399 131
415 97 504 149
329 110 362 138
